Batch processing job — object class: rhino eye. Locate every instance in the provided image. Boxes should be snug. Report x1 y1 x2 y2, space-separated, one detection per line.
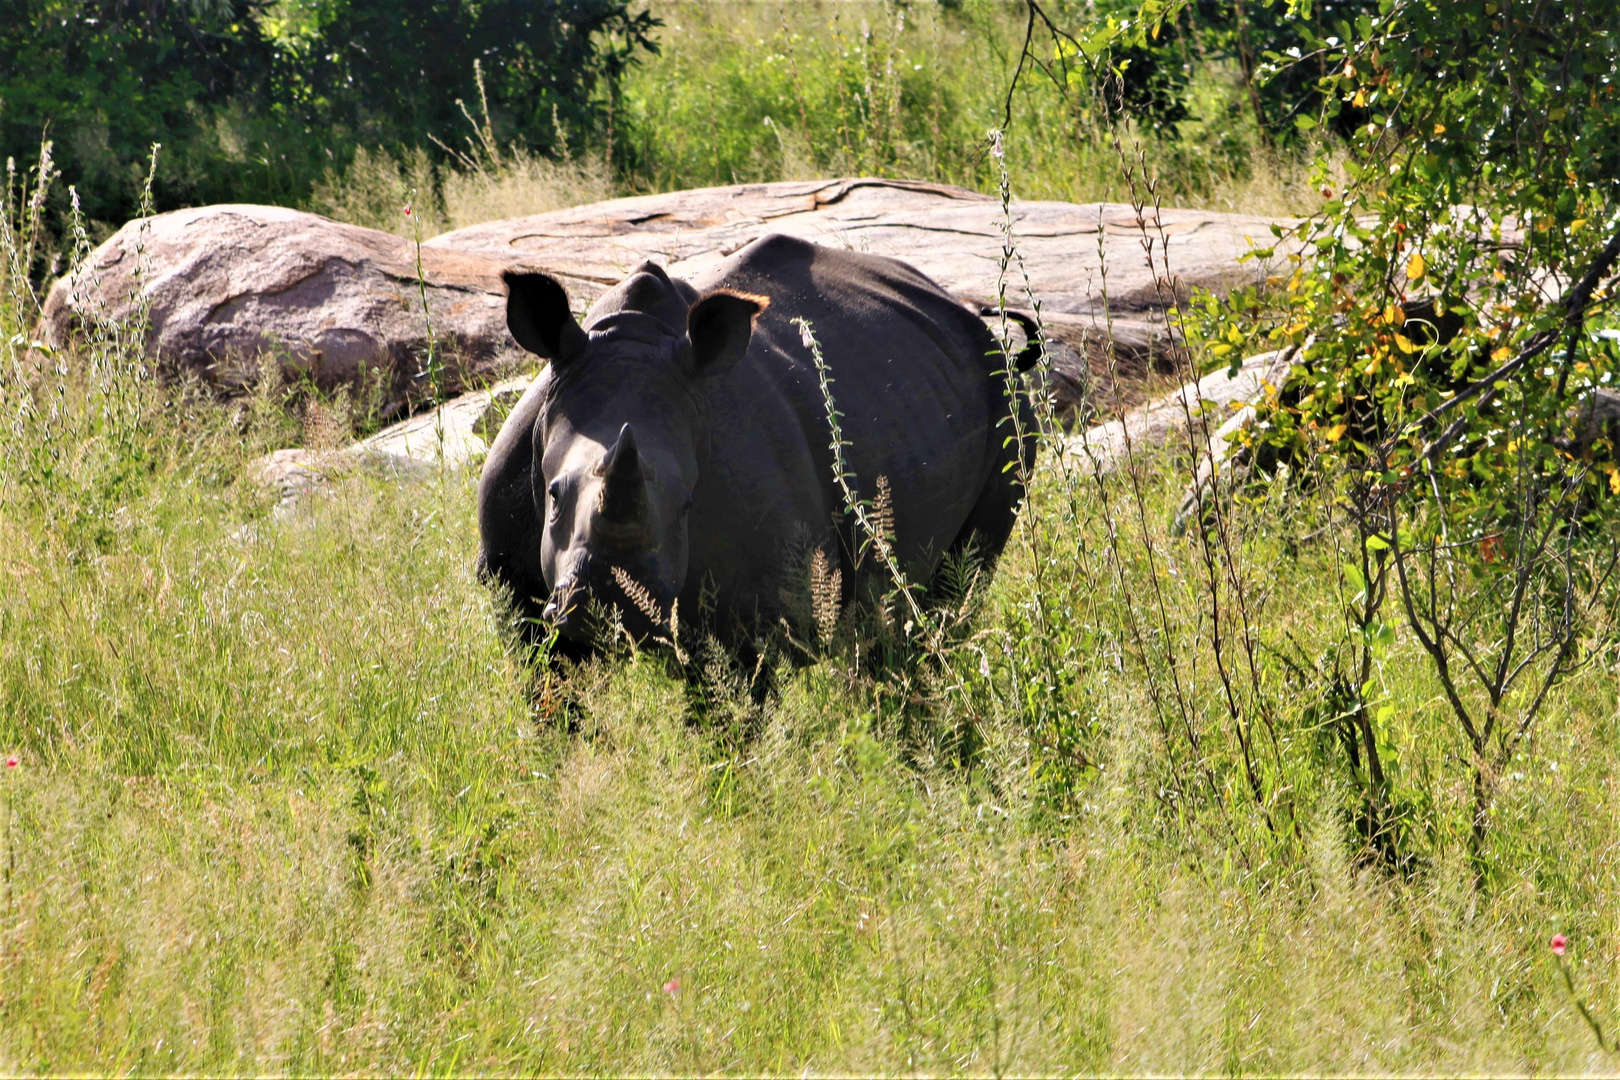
681 495 693 516
547 479 563 520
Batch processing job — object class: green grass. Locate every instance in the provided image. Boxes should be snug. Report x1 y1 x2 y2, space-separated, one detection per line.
616 0 1325 214
3 44 1617 1069
1 361 1617 1073
308 0 1334 238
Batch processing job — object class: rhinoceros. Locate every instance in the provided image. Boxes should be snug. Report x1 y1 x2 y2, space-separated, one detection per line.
476 233 1036 654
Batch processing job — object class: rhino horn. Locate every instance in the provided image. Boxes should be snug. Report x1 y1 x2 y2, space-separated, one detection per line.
597 423 649 525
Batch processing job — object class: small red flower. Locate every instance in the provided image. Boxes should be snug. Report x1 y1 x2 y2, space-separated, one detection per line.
4 756 16 769
662 977 681 994
1552 933 1568 956
403 203 413 218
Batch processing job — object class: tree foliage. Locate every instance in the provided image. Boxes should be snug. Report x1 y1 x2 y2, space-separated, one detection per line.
1198 0 1620 871
0 0 275 220
277 0 657 164
0 0 657 223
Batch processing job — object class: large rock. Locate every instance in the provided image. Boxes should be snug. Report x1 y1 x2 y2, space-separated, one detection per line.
39 204 520 413
45 180 1295 417
428 177 1283 313
430 177 1296 412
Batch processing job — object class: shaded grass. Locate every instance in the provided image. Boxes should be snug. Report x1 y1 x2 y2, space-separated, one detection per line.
1 368 1617 1072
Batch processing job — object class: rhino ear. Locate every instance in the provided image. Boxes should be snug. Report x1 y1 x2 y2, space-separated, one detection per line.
686 290 767 376
504 270 587 362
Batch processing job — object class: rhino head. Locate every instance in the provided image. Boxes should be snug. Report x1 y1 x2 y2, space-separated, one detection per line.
502 261 765 646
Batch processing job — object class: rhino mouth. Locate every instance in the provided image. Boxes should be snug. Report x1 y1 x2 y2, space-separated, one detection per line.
541 573 585 633
543 564 677 646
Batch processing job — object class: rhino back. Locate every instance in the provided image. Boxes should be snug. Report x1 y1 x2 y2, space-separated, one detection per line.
688 234 1014 617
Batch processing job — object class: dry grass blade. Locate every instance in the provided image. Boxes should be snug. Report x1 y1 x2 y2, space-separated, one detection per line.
610 565 664 627
872 475 896 549
810 547 843 647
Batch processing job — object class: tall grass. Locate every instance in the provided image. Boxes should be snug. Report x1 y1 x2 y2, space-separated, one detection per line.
3 378 1615 1070
308 139 614 239
5 127 1620 1072
0 363 1615 1075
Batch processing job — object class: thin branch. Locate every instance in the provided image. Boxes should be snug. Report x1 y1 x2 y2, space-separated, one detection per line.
1411 221 1620 459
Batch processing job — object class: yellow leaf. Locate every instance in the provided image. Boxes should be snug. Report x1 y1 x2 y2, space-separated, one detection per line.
1432 123 1446 135
1492 345 1511 362
1394 333 1417 354
1352 89 1366 107
1610 466 1620 495
1326 423 1348 442
1382 304 1403 325
1406 252 1426 280
1570 218 1588 232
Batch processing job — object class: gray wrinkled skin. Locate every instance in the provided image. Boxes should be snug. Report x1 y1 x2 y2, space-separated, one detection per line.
477 234 1035 652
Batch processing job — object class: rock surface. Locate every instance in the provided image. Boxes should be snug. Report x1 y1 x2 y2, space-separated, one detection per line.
429 177 1285 315
40 204 521 413
1061 346 1297 474
47 180 1294 417
431 177 1296 412
250 376 531 513
1560 388 1620 459
352 376 531 469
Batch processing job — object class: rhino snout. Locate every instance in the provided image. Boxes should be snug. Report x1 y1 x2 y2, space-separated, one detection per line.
543 575 586 637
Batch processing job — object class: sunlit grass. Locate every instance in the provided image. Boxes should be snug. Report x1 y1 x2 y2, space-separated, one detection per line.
3 78 1618 1070
0 365 1615 1072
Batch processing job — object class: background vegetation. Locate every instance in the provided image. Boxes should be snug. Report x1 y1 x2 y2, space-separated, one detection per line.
0 0 655 224
5 0 1353 239
3 0 1620 1073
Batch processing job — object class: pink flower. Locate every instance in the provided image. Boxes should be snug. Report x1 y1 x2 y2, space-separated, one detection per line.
1552 933 1568 956
403 203 413 218
4 756 16 769
662 977 681 995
